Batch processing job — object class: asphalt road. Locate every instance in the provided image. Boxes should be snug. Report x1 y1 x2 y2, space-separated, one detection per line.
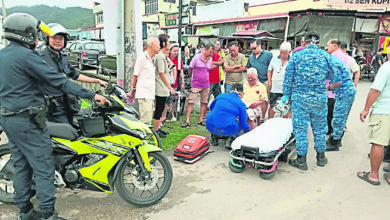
1 80 389 220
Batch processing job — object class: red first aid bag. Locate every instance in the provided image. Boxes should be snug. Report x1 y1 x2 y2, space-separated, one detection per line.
173 135 210 164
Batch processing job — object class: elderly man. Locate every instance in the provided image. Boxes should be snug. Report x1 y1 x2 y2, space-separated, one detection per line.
283 32 342 170
358 62 390 185
268 41 291 118
224 41 246 93
129 36 160 125
242 68 268 130
340 41 360 87
182 43 217 127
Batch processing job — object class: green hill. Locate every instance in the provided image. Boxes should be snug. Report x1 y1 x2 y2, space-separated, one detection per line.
0 5 95 29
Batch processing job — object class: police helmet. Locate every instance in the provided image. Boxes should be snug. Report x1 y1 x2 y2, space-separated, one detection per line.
3 13 53 49
45 23 70 49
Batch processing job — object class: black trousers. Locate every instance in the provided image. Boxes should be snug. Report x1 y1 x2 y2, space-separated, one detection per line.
48 101 71 124
0 115 56 214
327 98 335 135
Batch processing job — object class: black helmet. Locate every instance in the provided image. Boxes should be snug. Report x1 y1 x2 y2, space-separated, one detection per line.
3 13 53 49
45 23 70 49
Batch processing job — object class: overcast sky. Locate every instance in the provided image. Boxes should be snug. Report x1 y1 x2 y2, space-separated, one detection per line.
2 0 103 9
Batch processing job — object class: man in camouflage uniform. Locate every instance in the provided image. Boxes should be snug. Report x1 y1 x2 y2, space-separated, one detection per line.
282 32 342 170
326 58 356 151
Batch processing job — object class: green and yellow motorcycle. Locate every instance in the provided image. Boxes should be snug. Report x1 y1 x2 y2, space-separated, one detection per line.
0 95 173 207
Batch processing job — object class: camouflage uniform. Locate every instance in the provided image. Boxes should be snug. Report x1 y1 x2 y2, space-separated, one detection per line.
330 57 356 140
283 45 340 155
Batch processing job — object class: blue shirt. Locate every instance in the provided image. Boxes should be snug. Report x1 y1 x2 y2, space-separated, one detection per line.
283 44 339 104
331 56 356 97
247 50 273 83
206 93 250 136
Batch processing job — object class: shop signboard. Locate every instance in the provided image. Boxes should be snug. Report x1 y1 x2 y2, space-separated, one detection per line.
327 0 390 9
165 11 189 26
379 16 390 34
236 21 260 32
379 36 390 54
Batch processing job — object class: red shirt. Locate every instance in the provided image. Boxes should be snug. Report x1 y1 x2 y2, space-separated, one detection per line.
209 51 220 84
169 56 183 88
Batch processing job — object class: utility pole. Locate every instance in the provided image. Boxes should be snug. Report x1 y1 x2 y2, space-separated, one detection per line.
1 0 6 18
178 0 183 72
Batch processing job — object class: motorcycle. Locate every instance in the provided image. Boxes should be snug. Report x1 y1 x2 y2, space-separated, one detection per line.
78 78 162 148
355 56 375 82
0 95 173 207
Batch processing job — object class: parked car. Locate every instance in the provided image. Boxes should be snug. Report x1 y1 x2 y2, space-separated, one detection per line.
99 54 117 75
67 40 106 70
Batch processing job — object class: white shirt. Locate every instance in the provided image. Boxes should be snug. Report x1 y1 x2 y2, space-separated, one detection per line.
134 51 156 100
371 62 390 114
268 56 289 93
347 55 359 78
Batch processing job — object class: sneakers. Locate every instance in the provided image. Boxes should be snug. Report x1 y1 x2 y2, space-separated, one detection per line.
289 154 308 170
170 117 177 122
18 209 41 220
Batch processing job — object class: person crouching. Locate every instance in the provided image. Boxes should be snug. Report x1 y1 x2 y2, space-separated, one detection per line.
206 83 250 148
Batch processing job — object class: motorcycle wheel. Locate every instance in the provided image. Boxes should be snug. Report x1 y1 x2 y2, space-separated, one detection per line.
148 130 162 149
370 75 375 82
0 144 16 203
115 151 173 207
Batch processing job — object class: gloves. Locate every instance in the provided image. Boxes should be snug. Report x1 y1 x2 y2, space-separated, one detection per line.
281 95 290 104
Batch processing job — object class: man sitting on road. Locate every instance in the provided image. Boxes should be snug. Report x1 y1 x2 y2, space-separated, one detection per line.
206 83 250 148
241 68 268 130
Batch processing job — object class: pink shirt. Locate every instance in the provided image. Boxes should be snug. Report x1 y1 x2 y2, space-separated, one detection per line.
189 53 212 89
327 49 348 98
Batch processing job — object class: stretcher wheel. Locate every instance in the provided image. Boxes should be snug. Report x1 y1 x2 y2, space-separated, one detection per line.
228 159 245 173
259 171 276 180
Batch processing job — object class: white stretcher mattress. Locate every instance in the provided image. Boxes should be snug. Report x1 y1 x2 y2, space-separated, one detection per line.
231 118 293 153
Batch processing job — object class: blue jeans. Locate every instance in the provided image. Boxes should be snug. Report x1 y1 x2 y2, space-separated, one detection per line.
224 83 232 93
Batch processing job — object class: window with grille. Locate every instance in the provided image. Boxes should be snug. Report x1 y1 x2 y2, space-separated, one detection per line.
97 13 104 23
145 0 158 15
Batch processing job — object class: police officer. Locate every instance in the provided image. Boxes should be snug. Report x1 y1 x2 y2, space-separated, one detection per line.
282 32 342 170
326 58 356 151
0 13 108 220
41 23 108 124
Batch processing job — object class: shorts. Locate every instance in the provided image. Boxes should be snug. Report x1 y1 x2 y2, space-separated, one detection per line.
368 114 390 146
153 96 168 120
188 88 210 104
269 92 283 106
247 107 262 121
137 98 154 124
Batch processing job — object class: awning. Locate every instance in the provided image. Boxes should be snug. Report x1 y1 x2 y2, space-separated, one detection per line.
193 12 288 26
233 30 274 37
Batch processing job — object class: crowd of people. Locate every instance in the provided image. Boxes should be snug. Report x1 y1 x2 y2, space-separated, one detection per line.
130 31 390 186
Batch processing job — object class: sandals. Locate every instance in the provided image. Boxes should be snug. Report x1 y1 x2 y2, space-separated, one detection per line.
357 171 380 186
384 173 390 185
181 122 191 128
197 121 206 126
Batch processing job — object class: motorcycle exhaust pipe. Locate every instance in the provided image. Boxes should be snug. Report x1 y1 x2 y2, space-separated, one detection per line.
0 158 14 179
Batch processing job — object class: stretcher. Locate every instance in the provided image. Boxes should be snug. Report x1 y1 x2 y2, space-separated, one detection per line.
229 117 295 179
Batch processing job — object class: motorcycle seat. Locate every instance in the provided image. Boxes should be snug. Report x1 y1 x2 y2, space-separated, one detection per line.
47 122 80 141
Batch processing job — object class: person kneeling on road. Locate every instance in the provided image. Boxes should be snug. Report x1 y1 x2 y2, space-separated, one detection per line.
206 83 250 148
